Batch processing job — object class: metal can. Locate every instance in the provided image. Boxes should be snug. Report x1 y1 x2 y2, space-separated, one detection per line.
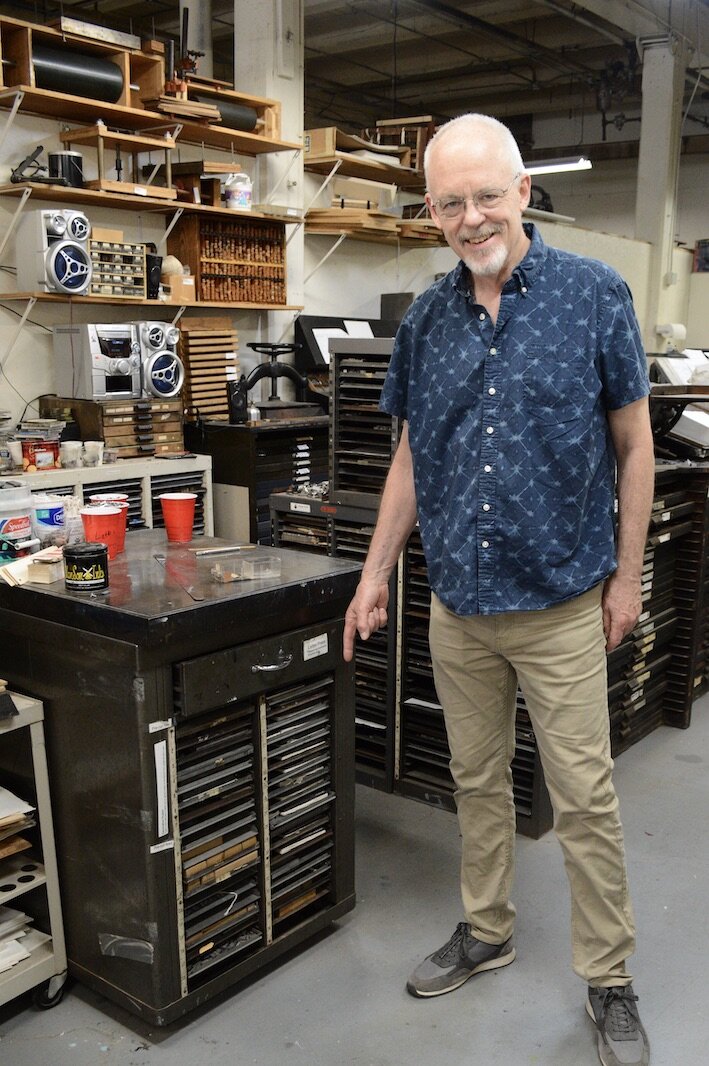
62 542 109 593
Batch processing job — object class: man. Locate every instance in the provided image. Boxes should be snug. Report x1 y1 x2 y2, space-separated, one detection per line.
343 113 654 1066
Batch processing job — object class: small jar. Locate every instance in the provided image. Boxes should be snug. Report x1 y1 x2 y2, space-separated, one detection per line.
63 542 109 594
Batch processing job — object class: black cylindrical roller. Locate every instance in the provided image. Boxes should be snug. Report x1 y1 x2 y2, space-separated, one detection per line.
195 95 258 132
33 43 124 104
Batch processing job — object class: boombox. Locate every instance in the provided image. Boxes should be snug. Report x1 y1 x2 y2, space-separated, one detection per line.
53 324 142 400
52 322 185 401
16 209 92 295
134 321 185 399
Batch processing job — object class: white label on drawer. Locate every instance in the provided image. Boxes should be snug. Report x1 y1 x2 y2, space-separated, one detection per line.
148 719 172 733
661 510 671 522
150 839 174 854
290 501 312 513
303 633 328 660
657 532 670 543
154 740 169 838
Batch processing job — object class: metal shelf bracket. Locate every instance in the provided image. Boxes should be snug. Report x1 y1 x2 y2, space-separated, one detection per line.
159 207 185 252
263 149 301 204
0 297 37 373
0 90 25 156
304 159 342 215
0 187 32 263
304 233 347 283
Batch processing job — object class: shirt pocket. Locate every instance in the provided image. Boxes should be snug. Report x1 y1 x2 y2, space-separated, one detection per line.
522 344 583 425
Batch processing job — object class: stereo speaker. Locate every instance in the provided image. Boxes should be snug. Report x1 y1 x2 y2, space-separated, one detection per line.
133 321 185 399
15 209 92 295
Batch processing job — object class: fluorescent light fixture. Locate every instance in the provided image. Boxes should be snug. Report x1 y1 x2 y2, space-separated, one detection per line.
524 156 592 176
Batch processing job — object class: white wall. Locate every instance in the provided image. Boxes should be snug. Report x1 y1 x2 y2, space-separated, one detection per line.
531 155 707 250
532 110 708 248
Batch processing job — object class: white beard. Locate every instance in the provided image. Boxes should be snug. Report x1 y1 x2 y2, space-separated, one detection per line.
462 238 508 278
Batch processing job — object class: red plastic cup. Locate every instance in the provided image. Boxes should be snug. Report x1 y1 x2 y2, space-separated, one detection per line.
89 493 128 504
159 492 197 543
80 504 124 560
89 494 129 554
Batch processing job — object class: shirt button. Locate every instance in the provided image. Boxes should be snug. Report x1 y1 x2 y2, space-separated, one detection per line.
482 503 490 511
521 286 528 293
489 347 497 355
488 387 496 395
478 312 485 320
481 540 490 548
484 464 492 472
486 426 494 434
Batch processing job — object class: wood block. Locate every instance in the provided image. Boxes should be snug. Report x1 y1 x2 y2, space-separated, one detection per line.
85 178 177 200
107 51 131 108
141 39 165 55
3 25 34 88
26 560 64 584
91 225 125 242
0 834 32 859
181 315 234 330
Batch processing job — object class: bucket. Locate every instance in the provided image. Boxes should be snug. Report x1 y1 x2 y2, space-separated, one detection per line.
224 172 252 211
0 482 33 560
30 493 65 547
48 150 83 188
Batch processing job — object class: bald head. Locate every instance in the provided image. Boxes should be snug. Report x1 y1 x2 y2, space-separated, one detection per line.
424 114 525 191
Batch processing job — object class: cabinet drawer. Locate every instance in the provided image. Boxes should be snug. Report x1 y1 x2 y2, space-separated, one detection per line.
174 620 343 718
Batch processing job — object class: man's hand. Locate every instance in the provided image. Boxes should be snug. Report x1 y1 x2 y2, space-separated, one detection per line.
602 571 642 652
342 577 390 662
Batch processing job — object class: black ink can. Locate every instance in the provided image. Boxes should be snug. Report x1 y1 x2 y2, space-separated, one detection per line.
63 542 109 593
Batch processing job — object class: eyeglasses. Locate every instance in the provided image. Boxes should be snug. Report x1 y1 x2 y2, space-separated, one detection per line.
433 173 521 219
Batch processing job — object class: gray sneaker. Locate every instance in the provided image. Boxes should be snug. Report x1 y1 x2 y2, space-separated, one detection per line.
406 922 515 998
586 984 650 1066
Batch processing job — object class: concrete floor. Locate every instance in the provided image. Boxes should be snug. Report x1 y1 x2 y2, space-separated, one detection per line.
1 698 708 1066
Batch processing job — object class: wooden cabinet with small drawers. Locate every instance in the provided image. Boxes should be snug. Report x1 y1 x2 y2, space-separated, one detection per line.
40 396 184 458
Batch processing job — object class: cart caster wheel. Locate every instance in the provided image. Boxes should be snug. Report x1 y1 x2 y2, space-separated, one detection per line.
32 976 67 1010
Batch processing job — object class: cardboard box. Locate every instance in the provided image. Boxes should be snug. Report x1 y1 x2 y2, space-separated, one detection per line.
91 226 125 243
166 274 196 303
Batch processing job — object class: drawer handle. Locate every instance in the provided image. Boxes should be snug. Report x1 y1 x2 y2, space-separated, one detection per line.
251 653 293 673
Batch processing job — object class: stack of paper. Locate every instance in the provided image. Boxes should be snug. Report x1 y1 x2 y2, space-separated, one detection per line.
0 785 36 852
652 349 709 386
0 787 37 973
0 905 33 973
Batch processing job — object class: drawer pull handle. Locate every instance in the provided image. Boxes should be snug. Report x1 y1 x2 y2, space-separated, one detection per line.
251 653 293 673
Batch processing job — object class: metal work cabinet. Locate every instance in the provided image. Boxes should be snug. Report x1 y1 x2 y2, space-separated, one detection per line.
185 418 328 544
0 692 67 1008
0 534 359 1024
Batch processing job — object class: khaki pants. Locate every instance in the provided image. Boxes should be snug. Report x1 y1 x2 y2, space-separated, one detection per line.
428 584 635 986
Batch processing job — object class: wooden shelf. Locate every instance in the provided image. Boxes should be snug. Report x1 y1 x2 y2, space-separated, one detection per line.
305 151 423 189
2 291 303 310
0 86 301 155
304 126 423 188
0 184 302 224
305 226 444 247
59 125 177 152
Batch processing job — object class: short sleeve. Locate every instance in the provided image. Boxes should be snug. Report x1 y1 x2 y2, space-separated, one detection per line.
379 312 413 419
597 277 650 410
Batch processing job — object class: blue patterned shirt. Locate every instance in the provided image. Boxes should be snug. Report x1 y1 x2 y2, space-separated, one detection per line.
380 224 650 615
